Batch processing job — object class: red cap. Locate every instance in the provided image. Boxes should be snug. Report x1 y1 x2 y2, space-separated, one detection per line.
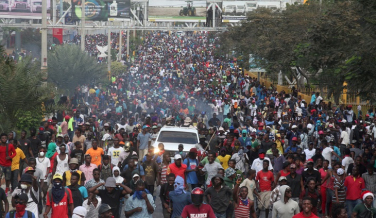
189 148 198 154
292 137 298 141
64 115 70 120
318 130 324 135
307 159 314 163
47 119 52 123
366 114 370 117
348 105 352 108
24 166 35 173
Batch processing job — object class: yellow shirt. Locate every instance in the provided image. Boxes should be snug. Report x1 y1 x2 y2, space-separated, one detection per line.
217 155 231 170
63 170 83 186
12 148 26 171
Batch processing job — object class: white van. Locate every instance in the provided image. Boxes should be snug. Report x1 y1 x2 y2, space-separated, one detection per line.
152 126 200 159
236 5 245 15
245 2 257 13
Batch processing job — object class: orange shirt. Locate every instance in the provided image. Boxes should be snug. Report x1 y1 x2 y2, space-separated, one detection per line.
85 147 104 166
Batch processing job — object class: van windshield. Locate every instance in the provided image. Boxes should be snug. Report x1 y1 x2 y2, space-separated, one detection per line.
157 131 198 144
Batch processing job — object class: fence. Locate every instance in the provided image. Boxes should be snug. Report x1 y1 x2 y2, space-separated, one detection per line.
245 70 373 117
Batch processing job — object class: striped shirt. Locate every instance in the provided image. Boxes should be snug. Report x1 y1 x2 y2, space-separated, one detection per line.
362 172 376 194
234 197 251 218
333 177 346 203
161 164 168 184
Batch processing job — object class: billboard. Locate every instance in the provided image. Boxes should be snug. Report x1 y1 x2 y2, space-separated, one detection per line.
148 0 207 22
72 0 130 21
0 0 50 18
222 1 250 22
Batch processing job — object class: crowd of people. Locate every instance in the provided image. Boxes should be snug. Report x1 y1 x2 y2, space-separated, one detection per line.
1 30 376 218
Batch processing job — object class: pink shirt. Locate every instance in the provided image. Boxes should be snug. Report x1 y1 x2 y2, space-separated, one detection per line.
79 163 97 184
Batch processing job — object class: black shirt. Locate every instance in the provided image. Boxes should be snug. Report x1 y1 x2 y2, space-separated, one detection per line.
287 173 302 198
28 137 41 157
98 189 125 218
18 138 31 159
301 169 321 186
159 183 174 205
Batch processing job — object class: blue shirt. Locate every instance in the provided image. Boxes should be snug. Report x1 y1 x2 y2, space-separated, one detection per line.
137 133 151 150
285 146 299 153
169 192 192 218
142 155 161 164
6 212 36 218
66 185 88 201
183 158 199 185
123 164 145 176
124 193 156 218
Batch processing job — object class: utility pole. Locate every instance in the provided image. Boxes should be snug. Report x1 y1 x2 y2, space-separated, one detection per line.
41 0 48 81
212 3 215 28
80 0 85 51
119 30 122 61
126 29 129 62
108 29 111 80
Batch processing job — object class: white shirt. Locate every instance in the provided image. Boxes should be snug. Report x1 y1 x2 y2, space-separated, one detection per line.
315 96 323 105
36 157 51 181
83 197 102 218
322 147 334 166
342 156 354 172
107 147 123 165
340 131 350 145
304 148 316 160
250 157 273 174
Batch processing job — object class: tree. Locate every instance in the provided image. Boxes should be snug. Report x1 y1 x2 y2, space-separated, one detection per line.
47 45 107 93
111 61 127 76
0 46 52 132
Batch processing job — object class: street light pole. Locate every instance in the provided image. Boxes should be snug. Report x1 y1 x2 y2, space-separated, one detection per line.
81 0 85 51
41 0 48 81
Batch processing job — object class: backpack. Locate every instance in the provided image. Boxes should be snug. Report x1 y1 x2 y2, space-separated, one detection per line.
186 158 205 185
29 185 43 214
67 185 83 208
9 210 33 218
48 188 71 205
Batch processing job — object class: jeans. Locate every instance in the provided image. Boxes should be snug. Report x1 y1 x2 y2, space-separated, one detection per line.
346 199 362 218
10 170 19 190
326 188 334 215
214 212 226 218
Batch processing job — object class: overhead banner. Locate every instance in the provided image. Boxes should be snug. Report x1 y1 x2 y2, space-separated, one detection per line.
0 0 50 18
148 0 206 22
53 28 63 44
72 0 130 21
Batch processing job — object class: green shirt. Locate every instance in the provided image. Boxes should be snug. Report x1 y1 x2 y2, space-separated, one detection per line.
353 203 376 218
200 157 221 165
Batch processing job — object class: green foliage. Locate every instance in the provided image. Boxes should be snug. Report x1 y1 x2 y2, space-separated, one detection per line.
111 61 127 76
0 46 52 132
16 110 44 131
47 45 107 94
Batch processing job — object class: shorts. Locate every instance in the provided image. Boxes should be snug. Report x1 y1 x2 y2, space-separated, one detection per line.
257 191 271 210
0 166 11 180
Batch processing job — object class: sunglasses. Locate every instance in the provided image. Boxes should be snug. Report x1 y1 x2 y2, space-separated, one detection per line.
15 200 24 204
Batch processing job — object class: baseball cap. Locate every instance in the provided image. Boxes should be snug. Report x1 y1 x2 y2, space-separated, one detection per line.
258 149 265 154
24 166 35 173
104 177 117 187
292 125 297 129
318 130 324 135
20 173 33 183
73 206 87 217
53 173 63 181
132 174 140 178
278 176 287 182
98 204 112 214
189 148 198 154
14 193 28 202
219 127 224 131
292 137 298 141
104 123 109 127
306 159 314 164
174 154 182 160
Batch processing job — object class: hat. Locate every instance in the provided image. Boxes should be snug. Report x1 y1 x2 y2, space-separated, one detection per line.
291 125 297 129
328 124 333 128
146 114 151 118
132 174 140 178
24 166 35 173
189 148 198 154
152 125 157 129
318 130 324 135
73 206 87 217
219 127 224 131
98 204 112 214
341 119 347 123
104 123 109 127
337 168 344 176
104 177 117 187
69 158 79 165
174 154 182 160
306 159 314 164
307 124 313 129
20 173 33 183
142 125 148 129
48 119 53 123
362 191 374 201
53 173 63 181
57 134 63 138
225 167 236 178
266 126 271 129
278 176 287 182
64 115 70 120
258 149 265 154
14 193 28 202
292 137 298 141
184 117 192 123
242 129 247 134
85 122 90 125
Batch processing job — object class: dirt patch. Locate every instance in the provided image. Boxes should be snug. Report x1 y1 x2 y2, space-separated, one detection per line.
149 7 207 17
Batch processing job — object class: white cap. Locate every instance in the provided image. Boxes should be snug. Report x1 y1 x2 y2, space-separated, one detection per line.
341 119 347 123
292 125 297 129
307 123 313 129
219 127 224 131
73 206 87 217
174 154 182 160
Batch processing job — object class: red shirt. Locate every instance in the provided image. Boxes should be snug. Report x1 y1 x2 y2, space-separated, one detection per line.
293 212 319 218
168 163 187 182
256 170 274 192
0 144 16 167
181 204 216 218
46 189 73 218
344 175 365 200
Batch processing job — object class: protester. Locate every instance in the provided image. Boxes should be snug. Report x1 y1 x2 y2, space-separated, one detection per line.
6 193 35 218
272 185 300 218
124 180 156 218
